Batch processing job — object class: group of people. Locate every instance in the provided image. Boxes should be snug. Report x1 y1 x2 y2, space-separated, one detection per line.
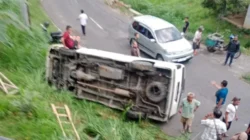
183 17 240 66
61 9 88 49
178 80 249 140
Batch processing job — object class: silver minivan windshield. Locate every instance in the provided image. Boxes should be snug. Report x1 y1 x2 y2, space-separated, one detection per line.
155 27 182 43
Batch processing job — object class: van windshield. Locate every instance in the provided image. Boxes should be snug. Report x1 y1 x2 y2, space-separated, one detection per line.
155 27 182 43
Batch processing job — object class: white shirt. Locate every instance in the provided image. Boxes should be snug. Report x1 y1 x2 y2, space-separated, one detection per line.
193 31 202 42
200 119 227 140
78 13 88 26
225 104 238 122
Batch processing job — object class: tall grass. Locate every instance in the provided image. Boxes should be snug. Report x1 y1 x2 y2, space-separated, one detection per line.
0 0 188 139
122 0 250 51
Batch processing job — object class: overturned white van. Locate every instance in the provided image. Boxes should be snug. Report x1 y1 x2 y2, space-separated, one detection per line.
46 45 185 122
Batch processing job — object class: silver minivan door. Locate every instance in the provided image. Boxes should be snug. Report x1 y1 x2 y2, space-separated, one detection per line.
137 24 155 57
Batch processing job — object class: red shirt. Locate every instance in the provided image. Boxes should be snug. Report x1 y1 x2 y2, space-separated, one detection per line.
63 31 74 49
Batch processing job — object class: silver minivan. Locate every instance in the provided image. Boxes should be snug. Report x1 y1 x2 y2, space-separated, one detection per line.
129 15 193 62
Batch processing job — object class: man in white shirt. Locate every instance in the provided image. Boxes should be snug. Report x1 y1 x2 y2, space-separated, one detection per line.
200 109 227 140
192 26 204 55
78 9 88 36
222 97 240 137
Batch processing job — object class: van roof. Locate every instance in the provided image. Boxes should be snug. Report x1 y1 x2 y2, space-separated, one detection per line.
76 48 177 69
133 15 174 31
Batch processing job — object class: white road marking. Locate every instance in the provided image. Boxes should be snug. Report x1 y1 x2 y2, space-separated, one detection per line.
191 131 202 140
90 17 104 30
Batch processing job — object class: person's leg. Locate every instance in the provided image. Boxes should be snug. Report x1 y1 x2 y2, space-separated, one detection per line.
229 52 235 66
186 118 193 133
181 117 187 133
224 51 230 65
81 25 85 35
193 42 197 55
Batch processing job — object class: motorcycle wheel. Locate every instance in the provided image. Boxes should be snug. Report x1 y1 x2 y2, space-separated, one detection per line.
234 51 241 59
207 47 216 52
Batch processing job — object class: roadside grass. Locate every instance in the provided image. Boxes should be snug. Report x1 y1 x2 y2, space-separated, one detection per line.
121 0 250 52
0 0 187 140
243 74 250 83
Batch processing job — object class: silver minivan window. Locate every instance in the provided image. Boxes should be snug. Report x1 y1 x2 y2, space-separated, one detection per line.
155 27 182 43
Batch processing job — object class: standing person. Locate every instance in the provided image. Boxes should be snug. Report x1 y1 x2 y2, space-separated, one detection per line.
211 80 229 109
78 9 88 36
61 25 81 49
178 92 201 133
182 17 189 34
222 97 240 137
230 122 250 140
224 35 240 67
200 109 227 140
131 41 140 57
192 26 203 55
131 33 140 57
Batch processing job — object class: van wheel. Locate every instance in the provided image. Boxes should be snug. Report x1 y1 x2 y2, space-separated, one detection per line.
156 55 164 61
146 82 166 103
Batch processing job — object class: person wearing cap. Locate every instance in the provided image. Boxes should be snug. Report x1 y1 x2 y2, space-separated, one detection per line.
178 92 201 133
211 80 229 109
192 26 203 55
222 97 240 137
230 122 250 140
224 35 240 67
200 109 227 140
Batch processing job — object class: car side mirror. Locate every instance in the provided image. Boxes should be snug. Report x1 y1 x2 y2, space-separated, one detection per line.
150 39 156 43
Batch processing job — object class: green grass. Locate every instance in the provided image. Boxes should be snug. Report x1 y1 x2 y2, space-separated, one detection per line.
0 0 188 139
243 74 250 83
121 0 250 53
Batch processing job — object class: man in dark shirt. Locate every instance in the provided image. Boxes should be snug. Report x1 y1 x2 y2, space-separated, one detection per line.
224 36 240 66
183 17 189 34
61 25 81 49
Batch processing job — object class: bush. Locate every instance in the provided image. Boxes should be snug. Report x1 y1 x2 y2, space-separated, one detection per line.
201 0 249 16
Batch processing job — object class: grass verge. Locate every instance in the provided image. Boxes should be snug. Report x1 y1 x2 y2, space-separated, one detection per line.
0 0 187 139
243 74 250 83
121 0 250 53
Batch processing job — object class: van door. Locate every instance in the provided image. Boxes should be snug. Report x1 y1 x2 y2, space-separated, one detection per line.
137 24 155 57
168 64 185 118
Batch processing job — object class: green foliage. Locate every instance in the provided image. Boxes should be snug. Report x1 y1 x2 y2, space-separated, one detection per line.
201 0 249 16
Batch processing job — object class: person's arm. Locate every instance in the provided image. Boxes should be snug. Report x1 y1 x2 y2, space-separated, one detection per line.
137 48 140 57
225 111 229 126
236 43 240 52
178 100 183 114
217 98 224 107
194 100 201 112
211 81 222 89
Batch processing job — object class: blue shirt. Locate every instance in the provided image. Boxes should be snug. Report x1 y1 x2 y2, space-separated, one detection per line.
216 87 228 105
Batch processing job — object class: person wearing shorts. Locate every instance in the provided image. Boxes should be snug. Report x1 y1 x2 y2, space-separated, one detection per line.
179 92 200 133
192 26 203 55
62 25 81 50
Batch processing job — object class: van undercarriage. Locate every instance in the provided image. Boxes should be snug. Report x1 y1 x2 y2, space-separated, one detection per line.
46 46 173 122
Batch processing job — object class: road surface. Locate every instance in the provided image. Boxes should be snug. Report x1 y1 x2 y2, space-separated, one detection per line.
41 0 250 139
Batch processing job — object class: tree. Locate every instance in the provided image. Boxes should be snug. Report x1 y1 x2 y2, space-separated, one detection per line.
202 0 250 16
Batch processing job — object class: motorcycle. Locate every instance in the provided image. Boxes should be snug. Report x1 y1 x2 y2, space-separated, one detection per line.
205 33 241 59
41 22 62 44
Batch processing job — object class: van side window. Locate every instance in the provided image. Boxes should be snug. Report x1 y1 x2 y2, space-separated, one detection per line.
132 21 139 31
175 82 180 102
147 31 154 39
138 25 147 35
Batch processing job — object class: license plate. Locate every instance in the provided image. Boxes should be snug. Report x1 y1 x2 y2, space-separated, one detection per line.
178 57 187 62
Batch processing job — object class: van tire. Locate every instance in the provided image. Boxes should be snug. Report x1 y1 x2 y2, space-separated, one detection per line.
156 55 164 61
145 82 166 103
59 47 76 57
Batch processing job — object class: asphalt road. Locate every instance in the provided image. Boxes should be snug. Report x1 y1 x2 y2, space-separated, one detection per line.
41 0 250 139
